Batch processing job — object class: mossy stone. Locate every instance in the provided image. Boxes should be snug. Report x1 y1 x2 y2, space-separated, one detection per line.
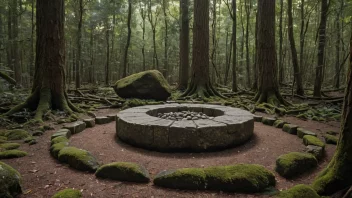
282 124 298 134
303 135 325 148
6 129 30 140
305 145 324 160
253 115 263 122
154 168 207 190
50 142 69 159
323 134 338 145
51 129 71 140
51 136 69 146
273 120 287 128
0 136 7 141
52 188 82 198
275 152 318 178
58 147 99 172
24 136 35 143
326 130 338 136
95 162 150 183
0 143 20 151
276 184 320 198
297 128 317 138
262 117 277 126
0 161 22 198
0 150 27 159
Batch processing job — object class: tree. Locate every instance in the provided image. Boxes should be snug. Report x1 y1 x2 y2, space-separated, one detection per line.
254 0 289 106
122 0 132 78
287 0 304 95
75 0 84 89
312 34 352 196
181 0 222 98
313 0 329 97
4 0 80 122
178 0 189 90
231 0 237 92
147 0 160 70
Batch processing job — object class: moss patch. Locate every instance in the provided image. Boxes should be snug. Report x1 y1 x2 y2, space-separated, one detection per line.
5 129 30 140
52 188 82 198
275 152 318 178
273 120 287 128
0 143 20 151
51 136 69 146
58 147 99 172
154 164 275 192
0 136 7 141
297 128 317 139
50 142 69 159
0 161 22 198
303 135 325 148
0 150 27 159
323 134 338 145
276 184 320 198
282 124 298 134
95 162 150 183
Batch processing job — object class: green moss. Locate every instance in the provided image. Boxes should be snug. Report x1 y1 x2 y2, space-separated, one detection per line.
282 124 298 134
50 142 69 159
0 161 22 197
51 136 69 145
296 113 308 120
276 184 320 198
58 147 99 172
275 152 318 178
273 120 287 128
303 135 325 148
0 150 27 159
262 117 277 126
323 134 338 145
24 136 35 143
52 188 82 198
95 162 150 183
297 128 317 139
0 136 7 141
5 129 30 140
0 143 20 151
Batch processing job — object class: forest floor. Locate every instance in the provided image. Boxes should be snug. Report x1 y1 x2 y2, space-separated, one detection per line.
1 107 339 198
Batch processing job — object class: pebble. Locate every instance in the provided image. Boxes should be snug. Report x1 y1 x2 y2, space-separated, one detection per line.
157 111 210 121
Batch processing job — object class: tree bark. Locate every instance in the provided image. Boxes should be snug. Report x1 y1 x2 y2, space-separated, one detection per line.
105 23 110 86
254 0 288 106
334 0 343 89
162 0 169 79
147 0 159 70
312 34 352 196
178 0 189 90
139 1 147 71
231 0 237 91
278 0 284 84
245 0 251 88
75 0 83 89
5 0 79 122
122 0 132 78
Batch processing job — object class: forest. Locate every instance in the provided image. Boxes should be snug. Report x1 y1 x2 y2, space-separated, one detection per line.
0 0 351 197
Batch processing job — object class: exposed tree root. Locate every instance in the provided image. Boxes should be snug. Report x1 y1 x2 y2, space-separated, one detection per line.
181 80 225 99
254 90 291 106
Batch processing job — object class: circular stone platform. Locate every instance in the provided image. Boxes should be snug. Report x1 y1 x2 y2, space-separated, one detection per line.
116 104 254 152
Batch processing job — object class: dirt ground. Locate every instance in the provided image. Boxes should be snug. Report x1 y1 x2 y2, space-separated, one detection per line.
2 109 339 198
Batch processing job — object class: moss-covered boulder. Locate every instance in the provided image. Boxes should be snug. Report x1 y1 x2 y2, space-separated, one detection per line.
5 130 30 140
95 162 149 183
273 120 287 128
58 147 99 172
154 164 276 193
303 135 325 148
282 124 298 135
262 117 277 126
0 143 20 151
297 128 317 138
52 188 82 198
323 134 338 145
113 70 171 101
51 136 69 146
0 150 27 159
50 142 69 159
0 162 22 198
276 184 320 198
275 152 318 178
51 129 71 140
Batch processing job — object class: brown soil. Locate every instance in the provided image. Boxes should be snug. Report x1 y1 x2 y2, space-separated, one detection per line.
2 109 338 198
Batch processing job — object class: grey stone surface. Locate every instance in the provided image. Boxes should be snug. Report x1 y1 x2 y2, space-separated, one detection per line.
305 145 324 160
95 116 111 124
297 128 317 138
83 118 96 128
63 121 86 134
51 129 71 140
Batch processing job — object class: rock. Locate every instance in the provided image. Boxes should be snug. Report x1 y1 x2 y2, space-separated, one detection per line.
326 130 338 136
32 131 44 136
261 117 276 126
51 129 71 140
63 121 86 134
51 136 69 146
87 111 96 118
253 115 263 122
0 136 7 141
95 117 111 125
154 164 275 193
112 70 171 101
24 136 35 143
5 129 30 140
275 152 317 178
0 150 27 159
107 115 117 122
282 124 298 135
95 162 149 183
29 139 37 145
83 118 95 128
297 128 317 138
303 135 325 148
52 188 82 198
323 134 338 145
0 143 20 151
0 162 22 198
305 145 324 160
276 184 320 198
58 147 99 172
273 120 287 128
50 142 69 159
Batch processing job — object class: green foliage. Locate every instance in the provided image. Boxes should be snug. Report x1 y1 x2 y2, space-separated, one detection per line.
52 188 82 198
0 143 20 151
0 150 27 159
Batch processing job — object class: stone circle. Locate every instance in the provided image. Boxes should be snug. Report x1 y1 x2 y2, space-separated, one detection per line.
116 104 254 152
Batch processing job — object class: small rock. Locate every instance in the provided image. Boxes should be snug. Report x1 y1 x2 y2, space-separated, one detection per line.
253 115 263 122
51 129 71 140
305 145 324 160
32 131 44 136
83 118 95 128
282 124 298 135
323 134 338 145
63 121 86 134
95 116 111 125
262 117 276 126
297 128 317 139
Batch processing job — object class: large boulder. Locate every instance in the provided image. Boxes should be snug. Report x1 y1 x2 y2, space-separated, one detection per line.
113 70 171 101
0 161 22 198
58 147 99 172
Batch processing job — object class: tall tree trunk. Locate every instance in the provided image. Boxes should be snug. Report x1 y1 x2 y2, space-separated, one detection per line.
139 1 146 71
278 0 284 84
181 0 221 98
255 0 288 106
245 0 251 88
312 34 352 196
288 0 304 95
148 0 159 70
29 0 35 84
11 0 21 87
89 26 94 84
5 0 80 122
105 24 110 86
75 0 83 89
162 0 169 79
334 0 343 88
231 0 237 92
252 11 258 90
313 0 328 97
178 0 189 90
122 0 132 78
